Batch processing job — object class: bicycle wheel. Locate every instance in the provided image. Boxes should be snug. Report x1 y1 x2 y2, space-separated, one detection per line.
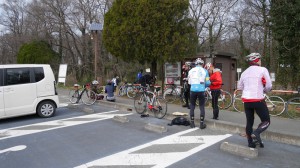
118 87 125 96
233 94 244 112
218 90 232 109
163 88 179 103
127 86 137 98
153 98 167 119
81 90 97 105
267 96 286 116
134 93 147 114
69 90 79 104
286 97 300 119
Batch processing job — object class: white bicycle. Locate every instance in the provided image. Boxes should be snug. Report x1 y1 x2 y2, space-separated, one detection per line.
233 90 286 116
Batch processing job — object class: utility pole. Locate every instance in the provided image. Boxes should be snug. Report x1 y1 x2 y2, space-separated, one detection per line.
89 23 103 80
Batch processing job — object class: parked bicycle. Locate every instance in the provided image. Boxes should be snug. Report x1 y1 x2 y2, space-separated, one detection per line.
232 90 286 116
163 84 183 104
204 87 232 109
69 84 97 105
285 90 300 119
117 82 129 97
126 83 144 98
134 86 167 119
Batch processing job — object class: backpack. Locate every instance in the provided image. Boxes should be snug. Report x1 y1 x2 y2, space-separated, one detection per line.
168 117 190 126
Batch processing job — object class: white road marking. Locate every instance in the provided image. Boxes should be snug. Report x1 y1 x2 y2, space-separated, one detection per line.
0 145 27 154
0 110 133 140
76 129 232 168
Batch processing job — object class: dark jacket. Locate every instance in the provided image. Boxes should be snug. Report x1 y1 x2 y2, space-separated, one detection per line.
105 82 115 100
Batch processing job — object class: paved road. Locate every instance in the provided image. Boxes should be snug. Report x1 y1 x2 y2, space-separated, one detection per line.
0 88 299 168
1 104 299 168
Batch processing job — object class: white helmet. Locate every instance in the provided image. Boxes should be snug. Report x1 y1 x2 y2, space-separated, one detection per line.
185 61 191 66
195 58 204 65
204 62 212 70
246 53 261 62
92 80 99 85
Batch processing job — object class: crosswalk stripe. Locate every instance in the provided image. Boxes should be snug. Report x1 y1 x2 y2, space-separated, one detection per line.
0 110 133 140
75 129 232 168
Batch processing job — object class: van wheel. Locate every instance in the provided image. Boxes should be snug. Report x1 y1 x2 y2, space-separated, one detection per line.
37 101 56 118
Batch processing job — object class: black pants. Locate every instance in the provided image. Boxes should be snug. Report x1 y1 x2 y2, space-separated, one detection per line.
183 84 190 105
211 90 221 119
244 100 270 143
190 91 205 121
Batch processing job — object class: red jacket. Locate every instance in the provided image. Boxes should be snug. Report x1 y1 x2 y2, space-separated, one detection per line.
209 69 222 90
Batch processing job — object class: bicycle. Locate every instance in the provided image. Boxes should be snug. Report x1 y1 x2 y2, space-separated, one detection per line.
163 83 183 104
134 86 167 119
126 83 144 98
117 82 129 97
285 90 300 119
232 90 286 116
204 87 232 109
69 83 97 105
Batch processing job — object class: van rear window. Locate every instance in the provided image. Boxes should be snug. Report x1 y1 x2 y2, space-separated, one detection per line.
34 67 45 82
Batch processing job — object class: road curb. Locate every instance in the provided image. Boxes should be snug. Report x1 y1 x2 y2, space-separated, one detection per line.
95 100 134 112
113 115 129 123
144 123 168 133
220 142 258 158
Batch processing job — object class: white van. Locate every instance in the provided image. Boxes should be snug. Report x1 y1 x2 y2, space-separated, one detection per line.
0 64 59 119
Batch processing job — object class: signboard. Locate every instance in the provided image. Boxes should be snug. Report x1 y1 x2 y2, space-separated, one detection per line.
58 64 68 85
164 62 180 85
270 72 275 82
237 68 242 73
165 62 180 77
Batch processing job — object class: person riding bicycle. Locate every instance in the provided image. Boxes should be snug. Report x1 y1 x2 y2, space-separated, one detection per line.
204 62 223 120
182 62 191 109
237 52 272 148
188 58 211 129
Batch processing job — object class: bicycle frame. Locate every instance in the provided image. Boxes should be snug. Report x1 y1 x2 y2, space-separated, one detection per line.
75 85 89 103
134 86 167 119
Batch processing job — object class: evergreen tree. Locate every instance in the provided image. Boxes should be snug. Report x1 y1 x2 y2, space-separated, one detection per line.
270 0 300 89
103 0 197 75
17 40 60 69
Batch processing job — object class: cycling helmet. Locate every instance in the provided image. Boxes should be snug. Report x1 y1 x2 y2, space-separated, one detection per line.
246 53 261 62
195 58 204 65
204 62 212 70
92 80 99 85
185 61 192 66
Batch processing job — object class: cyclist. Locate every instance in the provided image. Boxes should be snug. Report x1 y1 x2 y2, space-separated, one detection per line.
136 69 143 83
188 58 211 129
237 53 272 148
204 62 223 120
182 62 191 109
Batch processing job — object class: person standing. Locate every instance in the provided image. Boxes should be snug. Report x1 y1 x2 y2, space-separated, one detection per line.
182 62 191 109
237 53 272 148
204 62 223 120
111 76 119 92
136 69 143 83
188 58 211 129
